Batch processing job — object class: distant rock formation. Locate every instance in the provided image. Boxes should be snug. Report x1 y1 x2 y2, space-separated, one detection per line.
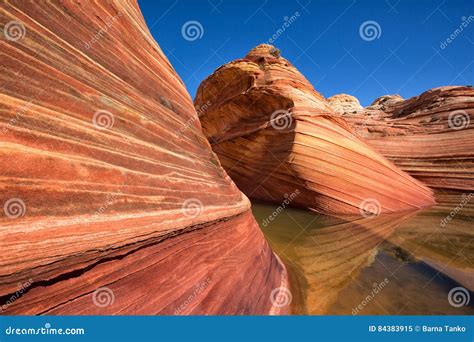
367 94 404 111
195 44 435 215
0 1 287 315
330 86 474 194
327 94 363 114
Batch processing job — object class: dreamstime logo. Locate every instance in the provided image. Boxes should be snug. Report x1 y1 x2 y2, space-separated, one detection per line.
92 110 115 130
1 278 33 312
359 21 382 41
448 287 470 308
84 12 122 49
92 287 115 307
195 100 211 117
2 101 34 136
181 198 203 218
178 100 211 137
262 189 300 227
181 20 204 41
440 16 474 49
270 286 292 308
352 278 390 315
174 277 212 315
270 109 292 131
448 110 470 130
440 192 472 227
94 191 122 218
4 322 85 335
359 198 381 218
4 20 26 42
265 11 301 45
4 198 26 218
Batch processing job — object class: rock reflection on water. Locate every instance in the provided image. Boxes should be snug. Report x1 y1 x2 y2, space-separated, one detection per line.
252 196 473 315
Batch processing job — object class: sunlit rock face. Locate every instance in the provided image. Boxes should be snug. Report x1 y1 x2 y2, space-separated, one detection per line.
0 1 287 315
327 94 363 115
195 44 435 215
367 94 404 111
331 86 474 193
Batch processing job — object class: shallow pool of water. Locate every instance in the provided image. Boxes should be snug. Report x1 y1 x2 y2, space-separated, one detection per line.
252 200 474 315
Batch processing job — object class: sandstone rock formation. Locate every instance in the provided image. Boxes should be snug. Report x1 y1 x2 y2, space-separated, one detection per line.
331 86 474 193
0 1 287 315
327 94 363 115
367 94 404 111
195 45 435 215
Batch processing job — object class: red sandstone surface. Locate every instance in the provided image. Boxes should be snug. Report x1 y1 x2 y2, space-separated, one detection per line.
195 45 435 215
0 1 287 314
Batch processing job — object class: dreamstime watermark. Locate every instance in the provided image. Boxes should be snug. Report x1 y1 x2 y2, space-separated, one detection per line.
3 198 26 218
262 189 300 227
174 277 212 314
2 101 35 135
92 110 115 130
359 21 382 41
94 191 122 218
177 100 211 137
5 323 85 336
84 12 123 49
265 11 300 45
352 278 390 315
270 109 293 131
1 278 33 312
440 192 473 227
447 287 471 308
448 110 470 130
2 85 44 135
440 16 474 49
195 100 211 117
181 198 204 218
92 287 115 308
3 20 26 42
181 20 204 41
359 198 381 218
270 286 292 308
66 191 122 228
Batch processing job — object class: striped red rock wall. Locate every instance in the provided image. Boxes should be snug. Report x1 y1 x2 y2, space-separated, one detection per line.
0 1 287 315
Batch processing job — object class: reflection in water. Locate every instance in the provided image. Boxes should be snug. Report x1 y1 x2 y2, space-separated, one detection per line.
252 196 474 315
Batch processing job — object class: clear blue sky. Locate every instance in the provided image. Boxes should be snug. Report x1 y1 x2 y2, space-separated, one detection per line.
138 0 473 106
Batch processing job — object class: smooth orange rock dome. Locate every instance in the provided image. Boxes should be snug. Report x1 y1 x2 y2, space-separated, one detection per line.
195 45 435 215
327 94 363 115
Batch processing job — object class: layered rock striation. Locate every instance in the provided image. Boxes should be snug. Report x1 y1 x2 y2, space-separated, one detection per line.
195 45 435 215
0 1 287 314
329 86 474 193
